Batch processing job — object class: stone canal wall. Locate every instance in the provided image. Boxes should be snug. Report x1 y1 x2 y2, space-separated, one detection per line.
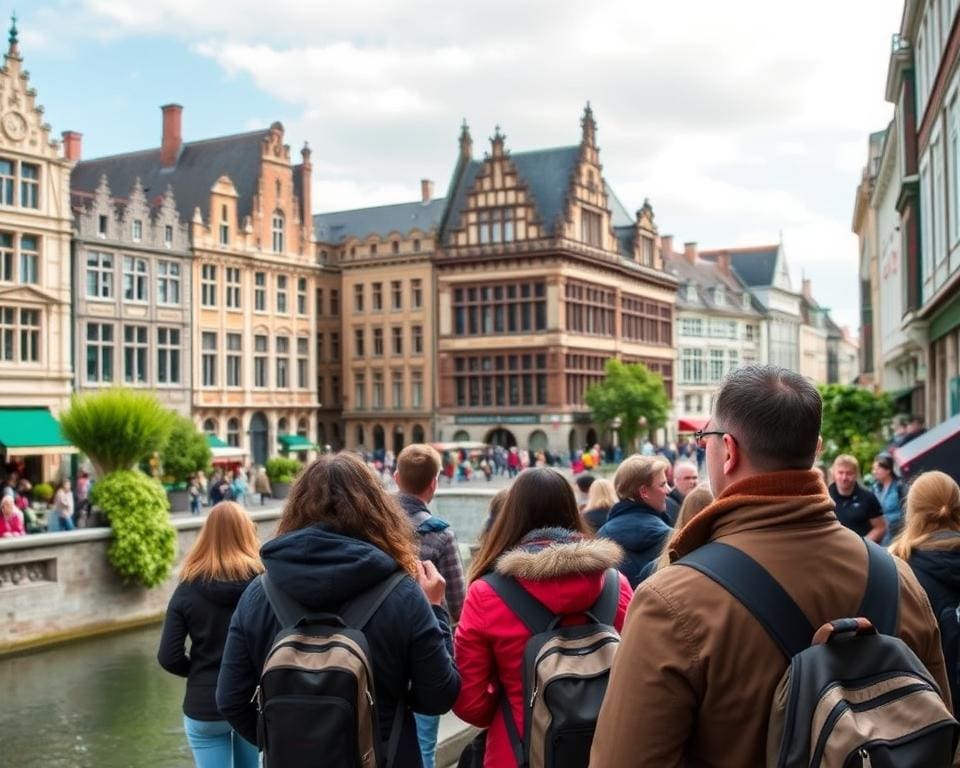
0 488 497 655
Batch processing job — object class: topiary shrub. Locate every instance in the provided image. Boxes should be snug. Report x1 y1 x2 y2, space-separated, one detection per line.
60 388 175 478
91 470 176 588
266 456 302 484
162 415 213 483
31 483 54 503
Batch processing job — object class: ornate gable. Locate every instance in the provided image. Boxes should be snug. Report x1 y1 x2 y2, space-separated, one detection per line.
0 19 59 159
448 126 544 247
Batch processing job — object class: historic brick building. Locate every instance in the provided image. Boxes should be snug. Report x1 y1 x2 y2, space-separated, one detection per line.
72 109 322 465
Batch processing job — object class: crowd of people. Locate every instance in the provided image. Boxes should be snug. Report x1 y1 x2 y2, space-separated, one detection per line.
151 364 960 767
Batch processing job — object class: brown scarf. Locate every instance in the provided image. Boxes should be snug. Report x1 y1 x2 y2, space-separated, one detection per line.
668 469 834 561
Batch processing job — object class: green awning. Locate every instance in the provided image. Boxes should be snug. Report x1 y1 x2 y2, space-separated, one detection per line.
885 385 916 403
278 434 314 451
206 434 228 449
0 408 76 456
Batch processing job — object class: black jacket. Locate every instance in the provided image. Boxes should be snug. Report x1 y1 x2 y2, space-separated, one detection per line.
597 499 672 588
157 577 254 720
908 540 960 619
215 523 460 767
665 488 684 526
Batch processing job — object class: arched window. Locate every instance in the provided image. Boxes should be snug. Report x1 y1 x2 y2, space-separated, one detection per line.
297 418 308 437
202 418 218 435
356 425 365 448
278 417 289 434
272 210 285 253
227 417 241 447
412 424 425 443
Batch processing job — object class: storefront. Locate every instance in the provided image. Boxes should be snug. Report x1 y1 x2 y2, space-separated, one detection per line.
0 407 76 482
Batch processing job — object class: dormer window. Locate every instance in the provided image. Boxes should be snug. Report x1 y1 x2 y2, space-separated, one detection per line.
685 283 698 302
98 215 108 238
478 208 515 244
580 209 602 247
164 225 173 248
272 211 285 253
742 293 752 310
219 204 229 246
714 285 725 306
132 219 142 242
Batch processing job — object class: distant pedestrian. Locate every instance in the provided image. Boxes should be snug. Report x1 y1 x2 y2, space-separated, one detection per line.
829 454 886 542
49 479 75 532
0 495 25 537
253 466 271 505
158 501 262 768
872 452 905 544
188 475 202 516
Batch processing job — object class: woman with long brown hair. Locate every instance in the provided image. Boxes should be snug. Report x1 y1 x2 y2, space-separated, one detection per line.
158 501 263 768
889 471 960 713
216 452 460 768
454 468 633 768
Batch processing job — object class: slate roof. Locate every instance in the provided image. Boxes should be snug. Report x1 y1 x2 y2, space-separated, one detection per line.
700 245 780 287
70 129 272 224
313 198 447 244
664 252 761 315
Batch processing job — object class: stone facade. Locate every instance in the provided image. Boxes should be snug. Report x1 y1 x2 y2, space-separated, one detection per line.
71 175 192 414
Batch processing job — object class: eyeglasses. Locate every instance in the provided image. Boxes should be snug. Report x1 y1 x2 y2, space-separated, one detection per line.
694 429 728 448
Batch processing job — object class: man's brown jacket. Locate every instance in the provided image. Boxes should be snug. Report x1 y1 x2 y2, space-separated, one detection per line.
590 470 951 767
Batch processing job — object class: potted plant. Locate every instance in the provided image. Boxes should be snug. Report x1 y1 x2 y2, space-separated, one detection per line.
266 457 301 500
160 415 212 512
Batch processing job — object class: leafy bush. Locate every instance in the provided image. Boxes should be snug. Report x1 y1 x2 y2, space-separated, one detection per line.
818 384 893 471
162 415 212 483
32 483 54 503
60 389 175 478
91 470 176 588
266 456 302 484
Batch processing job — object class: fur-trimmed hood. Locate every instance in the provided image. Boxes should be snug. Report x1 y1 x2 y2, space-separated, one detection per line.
495 526 623 581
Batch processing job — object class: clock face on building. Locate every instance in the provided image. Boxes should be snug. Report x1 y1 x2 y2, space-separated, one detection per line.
1 111 26 141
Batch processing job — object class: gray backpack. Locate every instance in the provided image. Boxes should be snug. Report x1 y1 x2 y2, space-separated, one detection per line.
482 568 620 768
679 539 959 767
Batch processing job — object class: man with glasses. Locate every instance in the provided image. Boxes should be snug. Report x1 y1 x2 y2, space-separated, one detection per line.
591 365 949 767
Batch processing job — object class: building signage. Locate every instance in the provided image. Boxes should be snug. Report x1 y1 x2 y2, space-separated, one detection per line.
454 414 540 425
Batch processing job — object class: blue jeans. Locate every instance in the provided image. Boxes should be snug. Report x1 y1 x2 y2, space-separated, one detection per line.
414 712 440 768
183 715 259 768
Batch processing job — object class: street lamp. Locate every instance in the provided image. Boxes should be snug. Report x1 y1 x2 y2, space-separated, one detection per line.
610 417 622 449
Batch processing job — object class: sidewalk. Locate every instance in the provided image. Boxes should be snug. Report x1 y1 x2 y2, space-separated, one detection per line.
438 712 478 768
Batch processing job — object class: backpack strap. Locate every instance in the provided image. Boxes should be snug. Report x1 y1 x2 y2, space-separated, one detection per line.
260 572 309 628
481 572 556 635
858 539 900 636
589 568 621 626
676 542 813 659
500 695 526 768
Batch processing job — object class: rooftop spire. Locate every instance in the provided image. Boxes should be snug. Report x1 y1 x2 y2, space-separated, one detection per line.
581 101 597 147
7 11 19 56
458 118 473 161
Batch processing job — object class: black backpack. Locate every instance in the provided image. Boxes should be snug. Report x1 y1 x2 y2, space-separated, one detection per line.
919 531 960 717
257 571 407 768
482 568 620 768
678 538 959 767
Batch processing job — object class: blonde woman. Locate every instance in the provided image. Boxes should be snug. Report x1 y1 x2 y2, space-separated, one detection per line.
158 501 263 768
889 471 960 714
582 478 618 533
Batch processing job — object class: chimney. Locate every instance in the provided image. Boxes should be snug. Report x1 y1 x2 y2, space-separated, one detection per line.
160 104 183 168
802 277 813 300
300 142 312 229
421 179 434 204
683 241 698 264
660 235 674 258
715 250 730 275
61 130 82 162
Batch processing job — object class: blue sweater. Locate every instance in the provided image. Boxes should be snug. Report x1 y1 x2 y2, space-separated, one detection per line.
597 499 672 587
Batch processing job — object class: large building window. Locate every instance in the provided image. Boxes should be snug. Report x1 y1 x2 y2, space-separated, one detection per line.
372 371 384 409
227 418 241 447
123 324 148 383
0 232 12 281
331 331 340 361
566 281 614 335
453 281 547 336
411 278 422 309
372 282 383 312
297 336 308 389
411 370 423 408
581 209 602 247
680 317 704 337
0 306 11 360
157 260 181 305
331 374 340 405
201 264 218 307
226 333 242 387
412 325 423 355
254 271 266 311
157 327 181 385
392 370 404 409
276 275 288 314
226 267 241 309
453 352 548 407
565 353 608 406
122 256 148 302
354 328 365 358
680 348 705 384
0 160 13 205
621 295 672 344
391 280 402 311
86 251 114 299
254 335 268 388
373 327 384 357
297 277 308 316
354 373 365 409
477 208 515 244
19 308 39 362
272 211 285 253
85 322 114 382
19 235 38 285
201 331 217 386
331 288 340 316
276 336 289 388
391 326 403 356
19 162 39 209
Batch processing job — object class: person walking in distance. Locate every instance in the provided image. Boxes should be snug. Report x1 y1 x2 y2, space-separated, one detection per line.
394 443 467 768
158 501 263 768
591 366 952 767
829 454 886 543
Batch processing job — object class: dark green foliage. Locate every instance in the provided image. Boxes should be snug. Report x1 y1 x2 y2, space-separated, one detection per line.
265 456 302 484
161 415 212 483
585 359 670 451
60 389 175 478
818 384 893 471
31 483 54 503
91 471 176 588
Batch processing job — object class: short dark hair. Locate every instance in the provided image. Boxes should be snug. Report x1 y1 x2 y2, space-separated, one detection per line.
575 474 596 493
714 365 821 471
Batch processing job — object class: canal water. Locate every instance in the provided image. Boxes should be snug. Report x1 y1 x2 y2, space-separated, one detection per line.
2 624 194 767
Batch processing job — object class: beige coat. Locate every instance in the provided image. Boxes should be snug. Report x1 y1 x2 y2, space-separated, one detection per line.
590 469 951 768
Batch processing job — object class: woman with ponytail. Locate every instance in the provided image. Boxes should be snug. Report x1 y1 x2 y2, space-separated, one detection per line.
889 470 960 713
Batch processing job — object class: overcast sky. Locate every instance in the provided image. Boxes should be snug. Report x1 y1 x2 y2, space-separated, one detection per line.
19 1 904 329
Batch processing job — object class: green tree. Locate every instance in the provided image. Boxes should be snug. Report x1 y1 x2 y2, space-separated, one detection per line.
60 388 175 478
161 414 212 484
818 384 893 472
585 359 670 451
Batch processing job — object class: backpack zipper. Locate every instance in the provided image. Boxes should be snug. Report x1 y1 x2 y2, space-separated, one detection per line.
530 636 619 706
859 748 871 767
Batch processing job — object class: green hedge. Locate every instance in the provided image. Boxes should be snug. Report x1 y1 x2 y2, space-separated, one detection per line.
91 470 176 588
266 456 302 484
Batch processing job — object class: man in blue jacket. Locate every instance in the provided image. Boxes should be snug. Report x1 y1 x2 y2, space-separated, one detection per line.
597 454 673 587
